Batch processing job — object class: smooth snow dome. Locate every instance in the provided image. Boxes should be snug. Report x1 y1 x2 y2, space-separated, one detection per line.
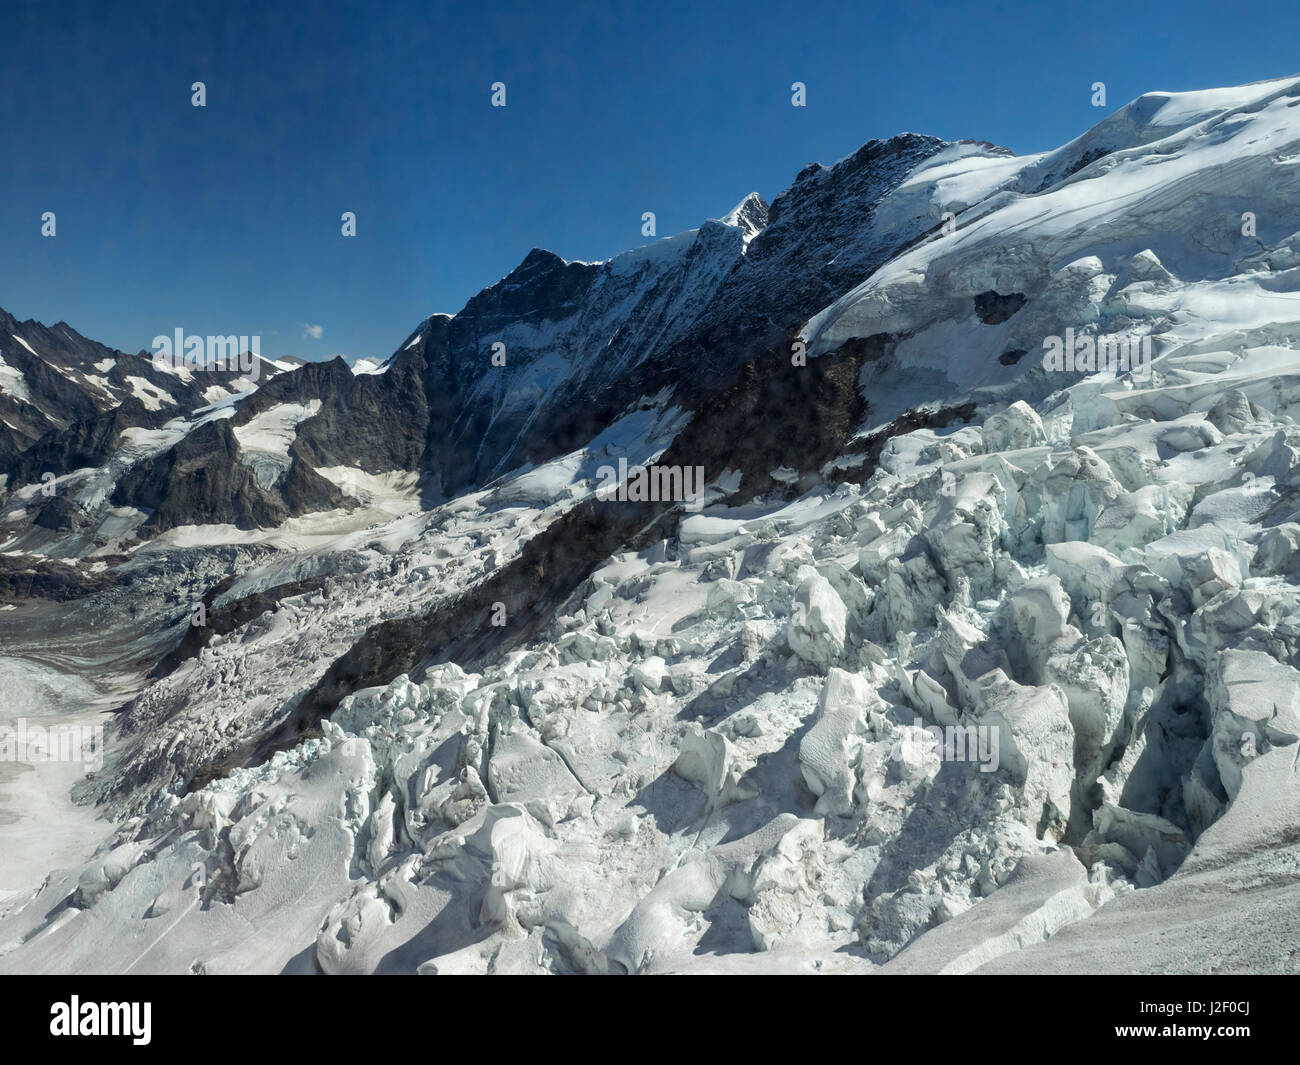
7 75 1300 977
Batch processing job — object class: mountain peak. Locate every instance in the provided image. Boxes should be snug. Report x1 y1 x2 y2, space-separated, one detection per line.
718 191 769 242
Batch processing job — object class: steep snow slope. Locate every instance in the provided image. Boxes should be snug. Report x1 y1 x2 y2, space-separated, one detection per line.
5 77 1300 975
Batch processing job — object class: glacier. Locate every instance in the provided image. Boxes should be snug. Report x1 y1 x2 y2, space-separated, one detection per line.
3 76 1300 974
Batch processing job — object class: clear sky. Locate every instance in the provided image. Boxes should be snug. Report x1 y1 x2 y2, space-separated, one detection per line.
4 0 1299 364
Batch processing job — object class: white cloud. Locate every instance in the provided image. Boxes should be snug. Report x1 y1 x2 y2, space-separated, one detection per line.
302 323 324 340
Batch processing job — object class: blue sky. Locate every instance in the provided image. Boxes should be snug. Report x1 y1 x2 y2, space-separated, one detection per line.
4 0 1299 363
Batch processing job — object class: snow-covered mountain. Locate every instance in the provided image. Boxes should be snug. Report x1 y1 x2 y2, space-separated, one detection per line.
4 75 1300 974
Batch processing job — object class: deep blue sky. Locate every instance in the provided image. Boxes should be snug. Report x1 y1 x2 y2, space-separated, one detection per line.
4 0 1299 363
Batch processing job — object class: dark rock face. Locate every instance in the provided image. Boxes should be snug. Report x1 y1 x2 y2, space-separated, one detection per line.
32 494 93 532
233 356 429 475
111 418 348 534
12 398 159 485
973 291 1028 325
657 330 876 501
277 455 355 517
112 419 273 532
720 137 944 343
0 553 112 601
